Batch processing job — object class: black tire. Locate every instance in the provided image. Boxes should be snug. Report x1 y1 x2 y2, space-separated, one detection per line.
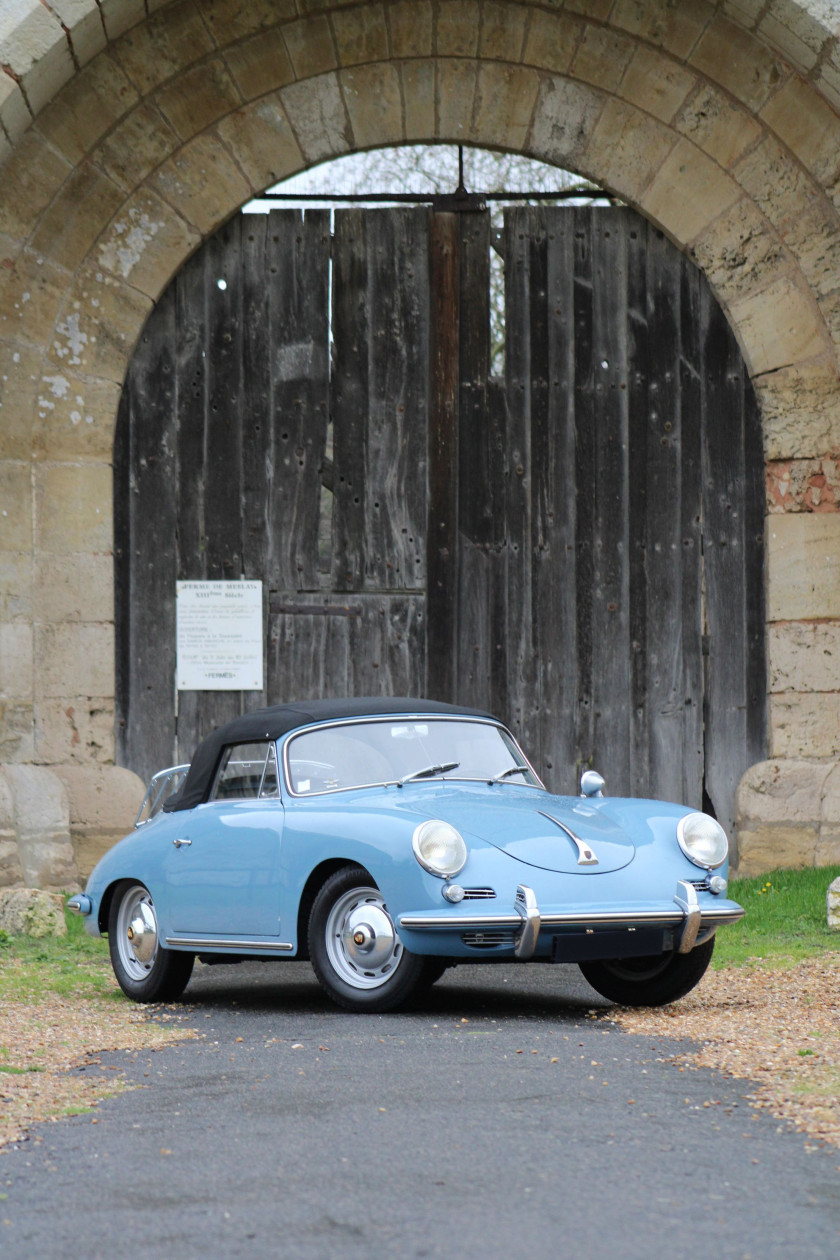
578 935 715 1007
308 865 434 1013
108 880 194 1003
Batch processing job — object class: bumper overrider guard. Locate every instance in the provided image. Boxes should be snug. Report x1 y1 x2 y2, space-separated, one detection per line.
399 879 745 961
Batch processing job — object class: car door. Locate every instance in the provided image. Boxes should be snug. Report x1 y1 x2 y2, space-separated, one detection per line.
164 741 285 938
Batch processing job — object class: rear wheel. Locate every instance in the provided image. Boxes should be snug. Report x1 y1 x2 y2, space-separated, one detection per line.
578 936 715 1007
309 865 434 1013
108 881 194 1003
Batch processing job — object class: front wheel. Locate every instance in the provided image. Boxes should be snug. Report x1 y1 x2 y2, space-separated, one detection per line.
108 881 194 1003
308 866 434 1013
578 936 715 1007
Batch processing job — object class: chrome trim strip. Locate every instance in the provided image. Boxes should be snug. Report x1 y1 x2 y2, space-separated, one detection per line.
538 810 599 865
165 937 294 952
514 885 540 960
399 904 745 931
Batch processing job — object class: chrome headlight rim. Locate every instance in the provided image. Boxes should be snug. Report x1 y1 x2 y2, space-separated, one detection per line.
412 820 468 879
676 811 728 870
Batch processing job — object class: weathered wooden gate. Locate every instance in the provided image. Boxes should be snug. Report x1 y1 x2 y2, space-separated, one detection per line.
114 205 765 835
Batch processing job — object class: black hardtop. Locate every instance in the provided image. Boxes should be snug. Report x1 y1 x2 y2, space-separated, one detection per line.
163 697 495 813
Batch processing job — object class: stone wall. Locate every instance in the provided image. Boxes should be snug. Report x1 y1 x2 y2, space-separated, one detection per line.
0 762 144 889
1 1 840 879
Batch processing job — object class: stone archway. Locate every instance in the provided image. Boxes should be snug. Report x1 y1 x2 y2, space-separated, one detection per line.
2 0 840 882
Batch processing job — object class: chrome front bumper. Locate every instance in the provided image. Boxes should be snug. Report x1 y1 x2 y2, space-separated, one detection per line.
399 879 745 961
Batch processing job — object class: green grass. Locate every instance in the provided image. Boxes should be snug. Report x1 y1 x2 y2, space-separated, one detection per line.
713 865 840 968
0 905 119 1003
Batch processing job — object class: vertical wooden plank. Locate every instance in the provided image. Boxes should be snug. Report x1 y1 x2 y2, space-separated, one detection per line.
331 207 368 594
678 261 705 809
332 208 429 595
572 209 596 776
265 209 331 593
179 221 244 757
588 210 632 792
640 223 687 804
456 210 498 712
625 213 650 799
114 290 179 782
701 284 749 838
426 211 459 701
538 209 578 794
240 212 271 591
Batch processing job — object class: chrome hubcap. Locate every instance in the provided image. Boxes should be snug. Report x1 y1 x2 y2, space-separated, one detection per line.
116 885 159 980
326 887 403 990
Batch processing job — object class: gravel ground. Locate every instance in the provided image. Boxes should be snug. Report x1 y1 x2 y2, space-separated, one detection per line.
1 955 838 1154
0 997 193 1149
607 954 840 1153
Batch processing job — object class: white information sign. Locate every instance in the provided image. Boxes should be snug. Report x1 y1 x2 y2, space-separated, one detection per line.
176 581 264 691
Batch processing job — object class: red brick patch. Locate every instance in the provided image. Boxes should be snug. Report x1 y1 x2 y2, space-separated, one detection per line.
766 457 840 512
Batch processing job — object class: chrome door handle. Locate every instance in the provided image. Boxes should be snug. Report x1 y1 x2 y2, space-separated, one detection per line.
173 837 192 848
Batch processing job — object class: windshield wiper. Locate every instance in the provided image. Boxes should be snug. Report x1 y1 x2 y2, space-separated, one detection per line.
493 765 530 783
399 761 460 785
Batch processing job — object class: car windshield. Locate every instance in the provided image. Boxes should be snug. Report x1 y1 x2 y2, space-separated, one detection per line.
285 719 542 796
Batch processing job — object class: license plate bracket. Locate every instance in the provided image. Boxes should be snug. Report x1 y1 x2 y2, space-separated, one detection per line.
551 927 665 963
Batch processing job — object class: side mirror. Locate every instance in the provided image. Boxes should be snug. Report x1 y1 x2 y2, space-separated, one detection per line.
580 770 605 798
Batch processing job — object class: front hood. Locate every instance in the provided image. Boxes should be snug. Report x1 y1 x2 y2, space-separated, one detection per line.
405 787 636 874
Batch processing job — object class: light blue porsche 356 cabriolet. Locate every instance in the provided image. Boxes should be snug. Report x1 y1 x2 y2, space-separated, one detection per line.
69 698 744 1012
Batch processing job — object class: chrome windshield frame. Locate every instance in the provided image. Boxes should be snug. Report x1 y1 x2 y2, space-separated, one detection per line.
281 714 545 799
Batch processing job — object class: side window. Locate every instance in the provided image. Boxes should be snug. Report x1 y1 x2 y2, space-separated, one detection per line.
211 742 279 801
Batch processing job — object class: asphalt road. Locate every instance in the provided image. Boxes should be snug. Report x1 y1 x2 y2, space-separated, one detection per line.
2 961 839 1259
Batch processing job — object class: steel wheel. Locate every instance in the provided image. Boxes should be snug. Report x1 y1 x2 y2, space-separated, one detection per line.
325 885 404 990
114 884 159 982
309 865 435 1013
108 880 194 1003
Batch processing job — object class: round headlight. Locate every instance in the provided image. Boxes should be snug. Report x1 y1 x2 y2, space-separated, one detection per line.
677 812 728 869
412 820 467 879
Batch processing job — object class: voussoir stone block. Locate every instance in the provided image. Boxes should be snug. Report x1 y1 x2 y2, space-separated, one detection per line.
524 10 581 73
480 0 528 62
341 63 403 151
34 49 135 170
690 14 787 113
389 1 434 59
474 63 540 153
223 28 295 102
0 763 79 891
755 357 840 460
215 98 303 193
96 187 200 298
0 888 67 937
619 45 696 124
530 76 604 168
280 73 351 163
400 60 435 142
641 139 741 244
436 0 480 58
761 74 840 187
